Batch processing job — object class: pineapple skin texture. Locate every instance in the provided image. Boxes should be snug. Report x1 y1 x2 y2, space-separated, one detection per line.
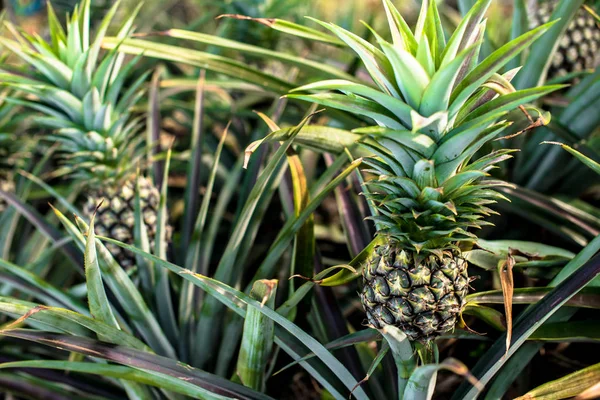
361 244 469 342
530 0 600 80
83 176 168 269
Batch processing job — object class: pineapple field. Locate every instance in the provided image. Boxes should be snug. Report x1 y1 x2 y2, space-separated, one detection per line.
0 0 599 399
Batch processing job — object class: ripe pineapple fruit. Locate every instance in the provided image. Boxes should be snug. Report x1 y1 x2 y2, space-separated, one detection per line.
528 0 600 80
0 0 168 267
291 0 561 341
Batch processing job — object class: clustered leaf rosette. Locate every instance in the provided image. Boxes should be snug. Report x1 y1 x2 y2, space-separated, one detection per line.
288 0 565 255
0 0 146 186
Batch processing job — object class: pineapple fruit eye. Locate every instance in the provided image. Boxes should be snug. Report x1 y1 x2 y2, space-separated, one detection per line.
362 246 468 342
530 0 600 81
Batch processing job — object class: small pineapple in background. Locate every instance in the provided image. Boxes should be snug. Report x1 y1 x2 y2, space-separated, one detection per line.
528 0 600 80
291 0 559 341
82 177 162 267
0 0 169 268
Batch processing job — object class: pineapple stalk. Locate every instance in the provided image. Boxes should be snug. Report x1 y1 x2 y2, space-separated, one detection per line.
290 0 563 342
0 0 168 266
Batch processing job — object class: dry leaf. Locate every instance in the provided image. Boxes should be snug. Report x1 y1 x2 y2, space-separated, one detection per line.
498 251 515 357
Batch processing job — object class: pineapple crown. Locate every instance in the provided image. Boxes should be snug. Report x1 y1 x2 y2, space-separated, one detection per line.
0 0 147 186
290 0 564 254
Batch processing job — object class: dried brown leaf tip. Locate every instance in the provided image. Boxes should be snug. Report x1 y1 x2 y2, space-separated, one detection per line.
442 358 484 392
0 305 49 333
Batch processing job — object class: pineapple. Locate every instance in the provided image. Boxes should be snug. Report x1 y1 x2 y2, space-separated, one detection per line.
290 0 560 341
0 0 168 267
528 0 600 80
82 176 162 268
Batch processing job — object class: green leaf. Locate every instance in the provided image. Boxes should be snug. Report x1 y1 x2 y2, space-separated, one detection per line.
84 208 119 330
371 129 437 158
422 0 446 66
292 80 412 127
379 41 430 109
0 36 72 89
180 122 229 358
93 238 370 400
529 321 600 342
217 14 344 46
246 124 361 155
276 265 358 318
461 85 566 124
380 325 416 399
287 93 404 129
381 0 418 53
450 20 558 115
434 122 511 182
514 362 600 400
405 359 482 400
236 280 277 392
453 234 600 399
0 258 86 314
52 207 176 358
475 239 575 259
194 112 314 368
415 36 435 77
463 304 506 331
541 141 600 175
0 330 273 400
466 287 600 309
420 42 480 116
0 360 223 400
133 174 154 298
287 143 315 319
319 237 385 286
250 158 363 288
0 298 148 350
439 0 491 67
153 147 179 346
312 19 399 98
156 29 357 82
101 37 293 94
507 0 528 71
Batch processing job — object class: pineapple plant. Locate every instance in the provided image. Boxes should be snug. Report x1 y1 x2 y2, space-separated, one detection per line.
0 0 168 268
290 0 561 342
528 0 600 80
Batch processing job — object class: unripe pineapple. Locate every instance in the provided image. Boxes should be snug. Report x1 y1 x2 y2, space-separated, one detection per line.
528 0 600 80
291 0 561 341
0 0 169 266
83 176 163 269
362 246 469 341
